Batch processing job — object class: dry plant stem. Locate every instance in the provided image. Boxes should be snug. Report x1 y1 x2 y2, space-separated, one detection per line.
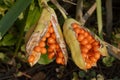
104 41 120 60
76 0 84 25
0 75 14 80
50 0 68 19
18 72 31 78
63 0 77 5
106 0 113 39
76 2 97 26
83 2 97 25
15 71 31 78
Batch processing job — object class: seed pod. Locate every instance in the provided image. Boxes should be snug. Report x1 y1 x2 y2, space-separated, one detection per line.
63 18 108 70
25 6 68 66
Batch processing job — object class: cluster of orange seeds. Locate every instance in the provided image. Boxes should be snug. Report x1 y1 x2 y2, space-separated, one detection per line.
29 22 65 65
72 23 101 69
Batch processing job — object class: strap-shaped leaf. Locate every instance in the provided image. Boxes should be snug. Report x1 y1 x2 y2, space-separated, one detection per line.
0 0 32 39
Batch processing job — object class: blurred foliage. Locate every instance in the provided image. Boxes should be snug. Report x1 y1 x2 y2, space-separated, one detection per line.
0 0 15 16
0 33 17 46
0 0 120 80
102 56 115 67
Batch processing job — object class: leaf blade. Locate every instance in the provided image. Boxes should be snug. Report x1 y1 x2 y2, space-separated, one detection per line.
0 0 32 39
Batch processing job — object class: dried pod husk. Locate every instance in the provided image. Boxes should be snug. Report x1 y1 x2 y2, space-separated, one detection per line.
25 6 68 66
63 18 108 70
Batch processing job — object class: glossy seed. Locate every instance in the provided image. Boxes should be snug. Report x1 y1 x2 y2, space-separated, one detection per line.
93 46 99 52
84 31 89 37
51 33 56 39
86 62 92 69
81 39 88 45
89 38 95 44
56 44 60 49
56 57 63 64
39 41 45 47
28 55 35 63
49 44 56 50
48 52 55 59
82 53 87 58
87 36 93 42
92 41 99 46
41 47 47 54
85 44 92 50
90 56 97 63
47 37 56 44
81 47 89 53
74 27 80 34
78 34 84 42
49 27 54 33
58 51 64 58
48 47 54 53
45 32 50 38
94 52 101 60
34 46 41 52
85 59 92 69
41 37 46 41
79 29 85 34
72 23 79 29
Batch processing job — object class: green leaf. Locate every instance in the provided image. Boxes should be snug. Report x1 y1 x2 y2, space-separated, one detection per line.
102 56 115 67
72 72 79 80
24 4 41 31
16 63 22 69
21 44 25 52
115 33 120 39
3 0 14 7
1 33 17 46
90 70 96 77
38 54 53 65
0 52 5 60
78 71 86 78
0 0 32 39
0 52 10 63
113 77 120 80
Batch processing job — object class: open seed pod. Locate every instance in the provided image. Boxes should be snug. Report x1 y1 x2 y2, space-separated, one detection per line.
63 18 108 70
25 6 68 66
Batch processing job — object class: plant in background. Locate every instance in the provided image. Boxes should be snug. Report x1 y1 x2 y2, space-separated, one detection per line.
0 0 120 79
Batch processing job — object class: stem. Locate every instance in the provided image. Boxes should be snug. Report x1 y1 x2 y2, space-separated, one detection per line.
83 2 97 25
96 0 103 39
76 0 84 25
104 41 120 60
50 0 68 20
38 0 48 8
63 0 77 5
14 24 25 56
106 0 113 41
14 7 29 57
